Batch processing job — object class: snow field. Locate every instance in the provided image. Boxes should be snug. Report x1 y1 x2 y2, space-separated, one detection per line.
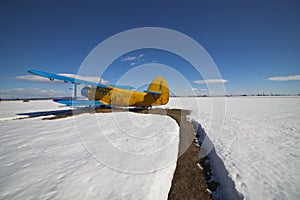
2 97 299 200
162 97 300 200
0 100 72 120
0 101 179 200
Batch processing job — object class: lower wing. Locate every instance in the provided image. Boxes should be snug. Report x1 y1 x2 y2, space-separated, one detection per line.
53 99 106 107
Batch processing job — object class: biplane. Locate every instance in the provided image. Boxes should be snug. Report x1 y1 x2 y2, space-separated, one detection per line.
28 70 169 108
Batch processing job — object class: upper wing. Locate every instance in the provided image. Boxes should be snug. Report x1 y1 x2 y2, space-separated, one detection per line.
28 70 110 89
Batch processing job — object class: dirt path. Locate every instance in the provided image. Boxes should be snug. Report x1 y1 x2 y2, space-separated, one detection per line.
166 110 211 200
135 109 211 200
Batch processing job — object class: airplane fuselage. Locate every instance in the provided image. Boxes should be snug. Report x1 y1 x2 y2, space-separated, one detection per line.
82 86 165 107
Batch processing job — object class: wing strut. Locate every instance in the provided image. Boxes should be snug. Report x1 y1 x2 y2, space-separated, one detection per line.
74 83 78 100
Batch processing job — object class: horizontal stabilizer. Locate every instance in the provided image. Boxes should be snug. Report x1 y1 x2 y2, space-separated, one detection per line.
53 99 105 107
28 70 110 89
144 90 162 95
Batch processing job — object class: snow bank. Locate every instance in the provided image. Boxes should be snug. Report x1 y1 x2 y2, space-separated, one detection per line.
161 97 300 200
0 101 179 199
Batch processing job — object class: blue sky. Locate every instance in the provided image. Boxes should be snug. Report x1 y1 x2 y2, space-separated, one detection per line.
0 0 299 98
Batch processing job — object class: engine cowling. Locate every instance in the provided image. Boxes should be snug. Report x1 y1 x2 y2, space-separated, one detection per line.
81 86 91 98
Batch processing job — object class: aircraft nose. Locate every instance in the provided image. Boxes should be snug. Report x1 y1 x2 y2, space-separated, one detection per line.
81 86 91 97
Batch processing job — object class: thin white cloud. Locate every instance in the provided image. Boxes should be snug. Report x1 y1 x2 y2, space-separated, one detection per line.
121 54 144 66
0 88 68 99
194 79 228 84
121 56 137 62
268 75 300 81
15 74 109 85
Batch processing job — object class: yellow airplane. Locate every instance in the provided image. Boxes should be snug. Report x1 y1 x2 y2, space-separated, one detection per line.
28 70 169 108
